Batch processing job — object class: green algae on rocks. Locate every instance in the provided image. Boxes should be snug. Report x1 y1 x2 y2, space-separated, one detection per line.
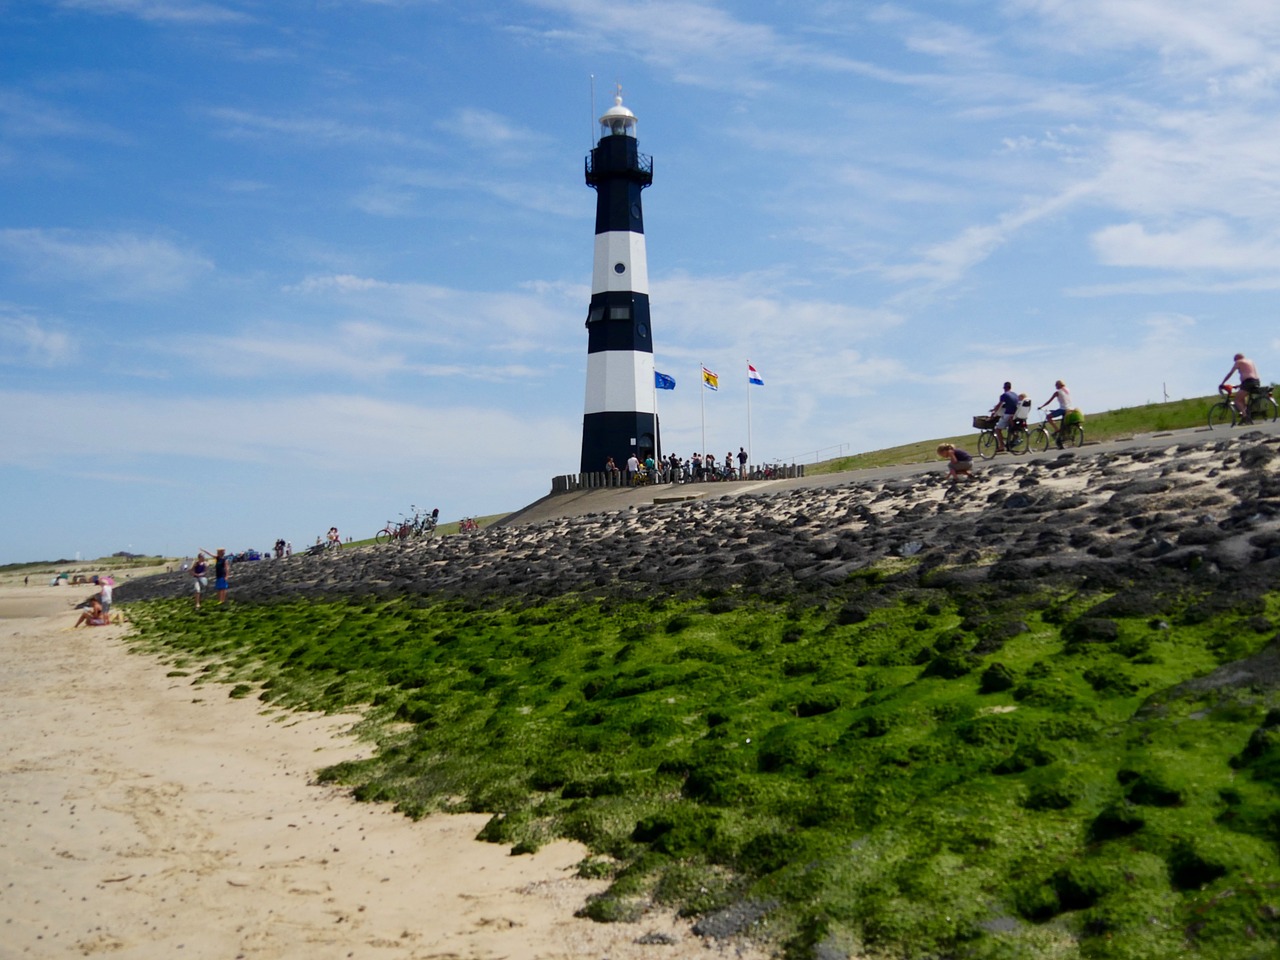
125 564 1280 960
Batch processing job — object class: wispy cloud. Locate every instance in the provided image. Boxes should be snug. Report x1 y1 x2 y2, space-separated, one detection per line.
57 0 253 25
0 89 127 143
1 388 579 503
0 229 214 299
206 107 429 150
519 0 910 91
1006 0 1280 73
436 107 549 153
0 310 76 366
352 165 581 218
137 272 586 382
1092 219 1280 272
878 181 1095 289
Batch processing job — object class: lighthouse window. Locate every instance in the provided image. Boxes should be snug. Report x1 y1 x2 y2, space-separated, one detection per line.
587 307 605 324
613 262 626 274
609 307 631 320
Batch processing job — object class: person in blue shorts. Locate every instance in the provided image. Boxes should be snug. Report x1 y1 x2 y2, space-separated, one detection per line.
199 547 231 604
988 382 1019 453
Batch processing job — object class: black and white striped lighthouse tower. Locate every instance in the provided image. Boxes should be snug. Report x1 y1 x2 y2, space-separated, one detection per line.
580 91 657 474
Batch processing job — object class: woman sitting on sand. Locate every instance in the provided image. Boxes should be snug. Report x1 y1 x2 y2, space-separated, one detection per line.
74 597 111 628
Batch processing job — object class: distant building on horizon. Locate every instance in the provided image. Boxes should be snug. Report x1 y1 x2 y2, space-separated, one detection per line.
579 91 659 474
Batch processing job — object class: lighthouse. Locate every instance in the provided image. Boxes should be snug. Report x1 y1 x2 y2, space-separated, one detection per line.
580 92 657 474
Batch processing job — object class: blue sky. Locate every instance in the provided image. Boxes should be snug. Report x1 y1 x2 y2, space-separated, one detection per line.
4 0 1279 564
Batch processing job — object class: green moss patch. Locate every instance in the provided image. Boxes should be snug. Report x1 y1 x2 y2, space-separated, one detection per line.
122 571 1280 959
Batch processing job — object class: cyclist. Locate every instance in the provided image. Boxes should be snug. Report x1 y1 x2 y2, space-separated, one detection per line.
1220 353 1262 420
1037 380 1072 448
989 381 1019 453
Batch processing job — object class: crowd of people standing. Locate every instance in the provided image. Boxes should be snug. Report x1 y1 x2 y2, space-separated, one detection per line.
607 446 754 486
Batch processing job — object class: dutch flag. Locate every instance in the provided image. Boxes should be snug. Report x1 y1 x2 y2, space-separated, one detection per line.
748 363 764 387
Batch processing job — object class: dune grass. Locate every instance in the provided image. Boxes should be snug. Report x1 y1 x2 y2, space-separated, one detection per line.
808 394 1223 476
125 557 1280 959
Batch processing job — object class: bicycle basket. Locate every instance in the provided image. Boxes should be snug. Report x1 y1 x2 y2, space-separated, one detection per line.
973 415 997 429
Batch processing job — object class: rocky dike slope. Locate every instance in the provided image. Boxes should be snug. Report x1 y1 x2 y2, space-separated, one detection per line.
117 430 1280 609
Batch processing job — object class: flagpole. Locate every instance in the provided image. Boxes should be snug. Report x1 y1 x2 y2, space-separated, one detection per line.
652 367 659 462
700 363 706 457
746 359 753 477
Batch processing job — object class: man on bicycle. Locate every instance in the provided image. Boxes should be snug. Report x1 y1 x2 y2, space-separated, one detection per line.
989 381 1019 453
1221 353 1262 419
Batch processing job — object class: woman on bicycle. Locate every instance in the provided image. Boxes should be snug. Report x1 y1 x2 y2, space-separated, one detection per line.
1038 380 1072 448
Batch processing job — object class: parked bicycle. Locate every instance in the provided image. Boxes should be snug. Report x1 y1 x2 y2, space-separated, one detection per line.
1027 414 1085 453
973 414 1029 460
374 505 438 544
1208 383 1278 429
374 519 409 544
459 516 479 533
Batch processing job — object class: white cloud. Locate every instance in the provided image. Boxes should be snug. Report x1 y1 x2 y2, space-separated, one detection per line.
0 229 214 299
0 387 580 517
279 272 580 349
0 311 76 366
1092 220 1280 272
1092 113 1280 223
654 271 901 351
206 108 428 150
57 0 253 25
352 164 581 218
1006 0 1280 72
0 89 127 143
437 107 548 153
519 0 906 91
878 181 1094 288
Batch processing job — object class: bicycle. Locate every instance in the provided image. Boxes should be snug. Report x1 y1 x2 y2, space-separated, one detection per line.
374 519 411 545
974 414 1029 460
375 505 437 544
1027 415 1084 453
1208 383 1278 429
459 517 479 533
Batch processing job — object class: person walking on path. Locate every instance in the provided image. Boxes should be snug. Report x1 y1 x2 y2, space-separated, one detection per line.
191 554 208 609
98 578 114 618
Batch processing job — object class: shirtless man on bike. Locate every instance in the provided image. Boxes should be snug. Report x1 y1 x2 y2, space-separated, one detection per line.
1221 353 1262 419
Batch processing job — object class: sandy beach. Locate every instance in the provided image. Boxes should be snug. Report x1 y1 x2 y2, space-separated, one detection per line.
0 579 763 960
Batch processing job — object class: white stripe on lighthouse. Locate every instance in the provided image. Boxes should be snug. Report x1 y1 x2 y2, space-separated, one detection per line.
591 232 649 295
583 351 656 415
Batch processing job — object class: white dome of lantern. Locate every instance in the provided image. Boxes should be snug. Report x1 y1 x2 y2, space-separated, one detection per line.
599 93 637 139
